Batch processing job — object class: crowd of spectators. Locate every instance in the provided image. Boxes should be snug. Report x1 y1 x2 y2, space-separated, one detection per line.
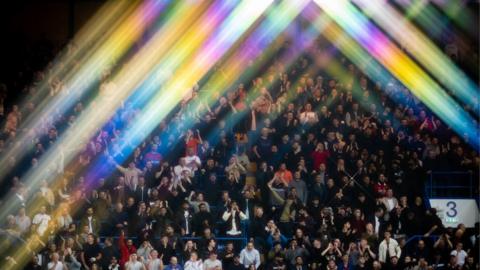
0 29 478 270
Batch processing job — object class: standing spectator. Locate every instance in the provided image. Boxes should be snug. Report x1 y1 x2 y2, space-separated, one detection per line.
119 231 137 268
378 231 401 264
81 234 102 269
80 207 100 236
32 205 51 236
450 242 468 267
113 160 143 191
222 201 247 236
288 171 307 205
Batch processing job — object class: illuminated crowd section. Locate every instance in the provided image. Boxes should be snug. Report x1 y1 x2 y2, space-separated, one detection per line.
0 1 477 269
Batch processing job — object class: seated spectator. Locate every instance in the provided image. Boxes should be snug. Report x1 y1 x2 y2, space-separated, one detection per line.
146 249 164 270
204 251 222 270
47 252 65 270
124 253 146 270
165 257 183 270
284 239 309 267
182 240 198 263
137 240 154 262
184 252 203 270
226 255 244 270
239 242 261 270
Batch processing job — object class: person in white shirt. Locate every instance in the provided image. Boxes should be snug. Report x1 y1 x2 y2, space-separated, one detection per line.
113 160 143 191
239 242 261 269
146 250 163 270
47 252 65 270
32 206 51 236
381 189 398 212
184 252 203 270
174 158 192 185
15 207 31 234
185 148 201 172
450 242 468 266
203 252 222 270
125 253 146 270
137 240 154 262
222 201 247 236
378 231 401 263
299 103 318 124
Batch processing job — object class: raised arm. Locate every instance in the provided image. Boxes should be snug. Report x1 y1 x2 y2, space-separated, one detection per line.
267 180 285 205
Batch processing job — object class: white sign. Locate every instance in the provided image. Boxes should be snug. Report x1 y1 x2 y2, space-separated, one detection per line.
429 199 479 228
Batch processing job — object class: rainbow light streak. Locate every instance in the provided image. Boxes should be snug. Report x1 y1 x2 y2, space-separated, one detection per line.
302 12 393 121
200 1 325 144
85 0 274 180
84 0 239 180
199 0 312 109
122 0 273 142
0 0 168 183
185 0 314 146
0 0 209 218
1 1 214 267
115 0 240 146
313 0 479 149
18 0 133 115
304 7 394 87
354 0 479 113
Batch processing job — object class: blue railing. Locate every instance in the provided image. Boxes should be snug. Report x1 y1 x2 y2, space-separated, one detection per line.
97 220 249 251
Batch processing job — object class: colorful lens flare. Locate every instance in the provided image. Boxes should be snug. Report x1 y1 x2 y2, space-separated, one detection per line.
0 1 478 269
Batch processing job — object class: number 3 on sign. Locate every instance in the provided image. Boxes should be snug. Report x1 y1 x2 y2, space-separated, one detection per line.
446 201 457 217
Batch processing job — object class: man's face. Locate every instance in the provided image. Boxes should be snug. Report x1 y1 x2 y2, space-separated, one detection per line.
128 198 135 206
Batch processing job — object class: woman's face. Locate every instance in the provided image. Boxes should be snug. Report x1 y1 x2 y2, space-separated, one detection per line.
191 253 198 261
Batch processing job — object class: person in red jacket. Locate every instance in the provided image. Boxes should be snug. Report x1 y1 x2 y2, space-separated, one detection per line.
311 143 330 171
119 230 137 269
373 174 389 198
